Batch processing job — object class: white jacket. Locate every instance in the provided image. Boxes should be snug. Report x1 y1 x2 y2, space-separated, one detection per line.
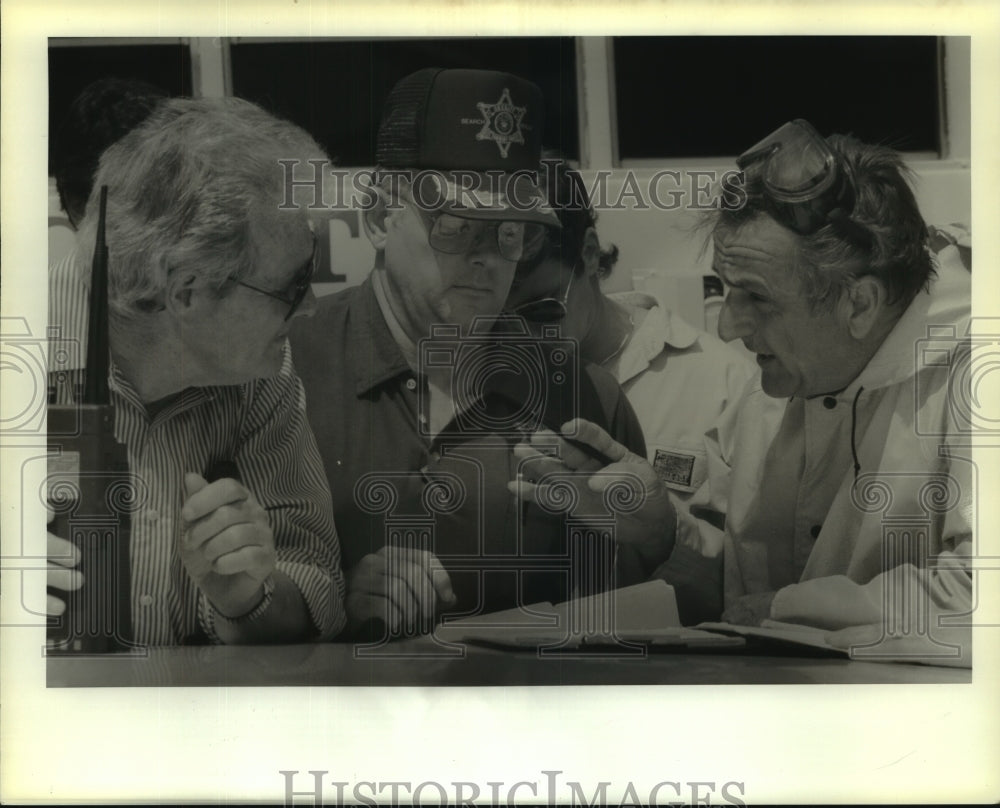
606 291 754 501
671 246 974 635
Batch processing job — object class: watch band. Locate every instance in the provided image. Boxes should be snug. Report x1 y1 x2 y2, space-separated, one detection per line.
205 576 276 636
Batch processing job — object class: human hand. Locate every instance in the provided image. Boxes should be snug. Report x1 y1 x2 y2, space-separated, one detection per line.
346 546 457 636
507 418 676 570
180 472 276 618
47 508 83 616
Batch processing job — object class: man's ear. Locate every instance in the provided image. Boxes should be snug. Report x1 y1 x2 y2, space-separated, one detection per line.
580 227 601 278
362 185 392 250
843 275 887 340
165 272 202 318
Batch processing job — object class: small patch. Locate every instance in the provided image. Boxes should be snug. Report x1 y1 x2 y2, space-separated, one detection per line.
653 449 696 488
473 88 526 158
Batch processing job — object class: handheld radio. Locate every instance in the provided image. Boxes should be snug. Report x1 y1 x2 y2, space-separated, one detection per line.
47 186 134 653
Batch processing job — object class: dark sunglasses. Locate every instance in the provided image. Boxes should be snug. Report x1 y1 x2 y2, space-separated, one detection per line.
232 241 317 321
422 210 549 263
729 119 855 235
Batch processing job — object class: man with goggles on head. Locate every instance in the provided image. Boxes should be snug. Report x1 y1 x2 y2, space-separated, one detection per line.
290 68 645 640
512 121 973 665
507 157 756 509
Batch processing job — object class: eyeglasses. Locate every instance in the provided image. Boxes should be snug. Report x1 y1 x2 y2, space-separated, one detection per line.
511 265 575 323
232 242 317 321
422 211 548 262
730 119 855 235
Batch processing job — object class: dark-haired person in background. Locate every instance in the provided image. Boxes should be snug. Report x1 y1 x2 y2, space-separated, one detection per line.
49 78 169 296
52 77 169 230
507 158 755 506
512 122 973 663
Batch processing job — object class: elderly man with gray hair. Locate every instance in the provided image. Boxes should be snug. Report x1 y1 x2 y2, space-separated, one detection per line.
513 121 973 664
46 97 347 646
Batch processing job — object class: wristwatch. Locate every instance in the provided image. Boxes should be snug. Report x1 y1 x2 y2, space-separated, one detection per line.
205 576 276 637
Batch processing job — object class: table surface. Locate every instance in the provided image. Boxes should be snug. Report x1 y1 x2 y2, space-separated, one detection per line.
46 635 970 687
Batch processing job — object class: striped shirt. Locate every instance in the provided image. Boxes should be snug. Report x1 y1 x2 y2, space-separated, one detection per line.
48 252 347 645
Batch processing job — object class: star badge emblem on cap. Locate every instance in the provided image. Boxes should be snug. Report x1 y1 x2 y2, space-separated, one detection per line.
475 88 526 158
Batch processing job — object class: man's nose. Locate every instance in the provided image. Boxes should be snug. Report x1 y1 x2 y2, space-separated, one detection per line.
465 223 505 264
717 293 754 342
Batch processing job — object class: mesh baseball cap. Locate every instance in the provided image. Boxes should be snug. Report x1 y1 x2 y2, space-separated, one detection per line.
376 67 560 228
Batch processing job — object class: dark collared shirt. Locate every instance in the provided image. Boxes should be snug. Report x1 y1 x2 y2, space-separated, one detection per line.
290 277 646 616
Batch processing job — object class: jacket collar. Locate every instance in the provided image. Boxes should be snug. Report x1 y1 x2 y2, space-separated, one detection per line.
347 274 415 397
607 290 699 384
842 245 971 398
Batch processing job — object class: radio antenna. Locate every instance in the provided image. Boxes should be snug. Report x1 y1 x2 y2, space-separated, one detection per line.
83 185 110 405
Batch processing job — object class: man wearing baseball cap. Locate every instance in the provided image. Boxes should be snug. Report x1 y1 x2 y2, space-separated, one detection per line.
290 68 645 639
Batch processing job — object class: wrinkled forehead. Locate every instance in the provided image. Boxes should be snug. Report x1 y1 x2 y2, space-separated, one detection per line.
712 215 800 279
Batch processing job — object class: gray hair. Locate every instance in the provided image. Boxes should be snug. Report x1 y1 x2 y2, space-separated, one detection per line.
75 96 329 317
713 133 935 311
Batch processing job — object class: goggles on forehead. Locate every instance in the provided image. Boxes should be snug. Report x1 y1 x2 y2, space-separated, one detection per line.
424 211 549 262
732 119 855 235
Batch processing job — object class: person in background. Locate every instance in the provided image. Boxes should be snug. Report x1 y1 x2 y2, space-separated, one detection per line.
290 68 647 638
46 97 347 645
506 158 756 506
511 120 973 664
52 77 168 231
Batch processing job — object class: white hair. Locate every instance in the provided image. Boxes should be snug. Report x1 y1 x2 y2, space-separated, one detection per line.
75 96 330 317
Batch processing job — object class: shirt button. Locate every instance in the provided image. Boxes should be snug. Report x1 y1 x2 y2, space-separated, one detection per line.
823 397 837 409
418 414 428 424
810 524 822 539
406 378 417 391
139 594 154 607
145 508 159 523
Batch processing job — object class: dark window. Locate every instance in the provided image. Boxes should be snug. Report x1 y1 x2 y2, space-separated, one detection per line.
47 41 193 173
613 36 941 159
231 37 578 166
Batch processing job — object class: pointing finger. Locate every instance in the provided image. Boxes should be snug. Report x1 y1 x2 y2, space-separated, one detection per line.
561 419 633 464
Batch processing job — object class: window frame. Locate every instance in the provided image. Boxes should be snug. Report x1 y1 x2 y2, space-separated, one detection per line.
49 35 971 172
